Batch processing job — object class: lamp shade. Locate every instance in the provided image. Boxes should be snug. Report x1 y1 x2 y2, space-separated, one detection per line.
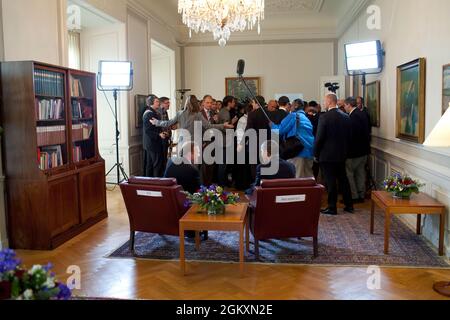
423 106 450 147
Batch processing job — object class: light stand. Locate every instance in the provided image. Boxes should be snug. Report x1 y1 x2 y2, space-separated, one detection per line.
97 60 133 185
104 89 129 185
361 72 367 107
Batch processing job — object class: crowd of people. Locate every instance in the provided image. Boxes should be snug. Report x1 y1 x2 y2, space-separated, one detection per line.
142 91 372 217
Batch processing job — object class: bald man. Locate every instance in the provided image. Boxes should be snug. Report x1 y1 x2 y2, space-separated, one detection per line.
314 94 353 215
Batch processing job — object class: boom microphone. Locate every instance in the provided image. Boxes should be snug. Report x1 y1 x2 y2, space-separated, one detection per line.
235 59 271 123
237 59 245 77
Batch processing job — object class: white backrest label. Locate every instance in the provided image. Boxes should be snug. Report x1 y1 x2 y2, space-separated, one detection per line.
137 190 163 198
276 195 306 203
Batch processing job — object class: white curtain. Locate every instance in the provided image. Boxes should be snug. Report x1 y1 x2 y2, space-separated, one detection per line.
68 31 81 70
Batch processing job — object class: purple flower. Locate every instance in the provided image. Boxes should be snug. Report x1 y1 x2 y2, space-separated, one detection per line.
43 263 53 272
183 200 192 208
57 283 72 300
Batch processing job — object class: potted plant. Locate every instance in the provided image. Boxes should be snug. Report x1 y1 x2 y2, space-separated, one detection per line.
383 174 423 199
0 249 72 300
183 185 240 215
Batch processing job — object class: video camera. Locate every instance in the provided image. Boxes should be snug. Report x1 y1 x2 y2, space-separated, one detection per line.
325 82 340 94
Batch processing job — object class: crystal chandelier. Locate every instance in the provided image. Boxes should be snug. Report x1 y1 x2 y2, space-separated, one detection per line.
178 0 265 47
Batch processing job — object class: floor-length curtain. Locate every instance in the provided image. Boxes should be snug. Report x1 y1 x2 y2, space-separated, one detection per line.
68 31 81 70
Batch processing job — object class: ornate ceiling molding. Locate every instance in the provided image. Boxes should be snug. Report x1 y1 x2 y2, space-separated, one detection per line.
336 0 371 38
265 0 325 13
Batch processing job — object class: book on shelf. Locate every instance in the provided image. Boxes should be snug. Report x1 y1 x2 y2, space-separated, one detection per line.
73 146 83 162
72 123 93 141
36 125 66 147
39 145 63 170
34 69 64 97
71 100 93 119
35 98 64 121
71 78 85 98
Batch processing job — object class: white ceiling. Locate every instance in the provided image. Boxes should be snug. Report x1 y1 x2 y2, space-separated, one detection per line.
134 0 369 43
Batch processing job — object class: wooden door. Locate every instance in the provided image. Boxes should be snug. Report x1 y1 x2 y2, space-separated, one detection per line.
78 162 106 223
48 174 80 238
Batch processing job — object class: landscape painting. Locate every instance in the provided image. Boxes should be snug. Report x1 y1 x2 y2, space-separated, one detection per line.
443 64 450 114
396 58 426 144
226 77 261 103
365 81 381 127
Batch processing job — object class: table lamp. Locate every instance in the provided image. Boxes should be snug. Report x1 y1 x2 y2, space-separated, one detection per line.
424 103 450 297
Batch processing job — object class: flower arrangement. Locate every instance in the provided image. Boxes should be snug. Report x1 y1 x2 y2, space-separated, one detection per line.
0 249 71 300
383 174 423 199
183 185 240 215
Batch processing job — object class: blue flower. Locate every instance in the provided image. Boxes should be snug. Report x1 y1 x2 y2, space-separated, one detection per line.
0 249 21 274
57 283 72 300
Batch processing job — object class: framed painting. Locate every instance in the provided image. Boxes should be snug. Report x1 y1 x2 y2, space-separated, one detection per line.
135 94 148 129
225 77 261 102
396 58 426 144
365 80 381 127
443 64 450 114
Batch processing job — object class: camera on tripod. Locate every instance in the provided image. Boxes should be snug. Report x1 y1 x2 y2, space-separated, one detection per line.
325 82 340 94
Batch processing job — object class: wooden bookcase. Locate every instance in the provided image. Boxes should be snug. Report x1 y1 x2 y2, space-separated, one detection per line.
0 61 107 250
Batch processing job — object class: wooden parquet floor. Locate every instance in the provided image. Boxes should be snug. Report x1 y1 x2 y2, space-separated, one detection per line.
15 188 450 300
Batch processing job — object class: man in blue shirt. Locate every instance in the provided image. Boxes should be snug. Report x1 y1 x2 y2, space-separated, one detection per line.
271 100 315 178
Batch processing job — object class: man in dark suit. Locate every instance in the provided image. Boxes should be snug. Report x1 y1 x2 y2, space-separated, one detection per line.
306 101 321 180
344 97 371 203
143 95 167 177
159 97 172 170
200 95 216 186
357 96 372 135
314 94 353 215
164 141 201 194
164 141 207 240
246 140 296 194
273 96 290 124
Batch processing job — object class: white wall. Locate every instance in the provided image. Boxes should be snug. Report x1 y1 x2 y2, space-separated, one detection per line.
81 0 127 23
0 0 4 61
1 0 66 65
127 8 149 176
151 40 176 117
184 41 335 101
126 3 182 176
81 23 129 182
339 0 450 256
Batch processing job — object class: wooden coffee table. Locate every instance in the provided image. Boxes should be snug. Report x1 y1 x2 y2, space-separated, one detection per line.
179 203 249 276
371 191 446 256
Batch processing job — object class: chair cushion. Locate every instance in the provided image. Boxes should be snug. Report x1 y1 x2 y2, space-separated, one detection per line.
127 177 177 186
261 178 317 189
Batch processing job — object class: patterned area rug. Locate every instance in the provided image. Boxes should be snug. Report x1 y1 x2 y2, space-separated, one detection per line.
108 208 449 268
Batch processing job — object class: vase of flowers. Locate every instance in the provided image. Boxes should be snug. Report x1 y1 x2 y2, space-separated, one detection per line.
183 185 240 215
383 174 423 199
0 249 72 300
